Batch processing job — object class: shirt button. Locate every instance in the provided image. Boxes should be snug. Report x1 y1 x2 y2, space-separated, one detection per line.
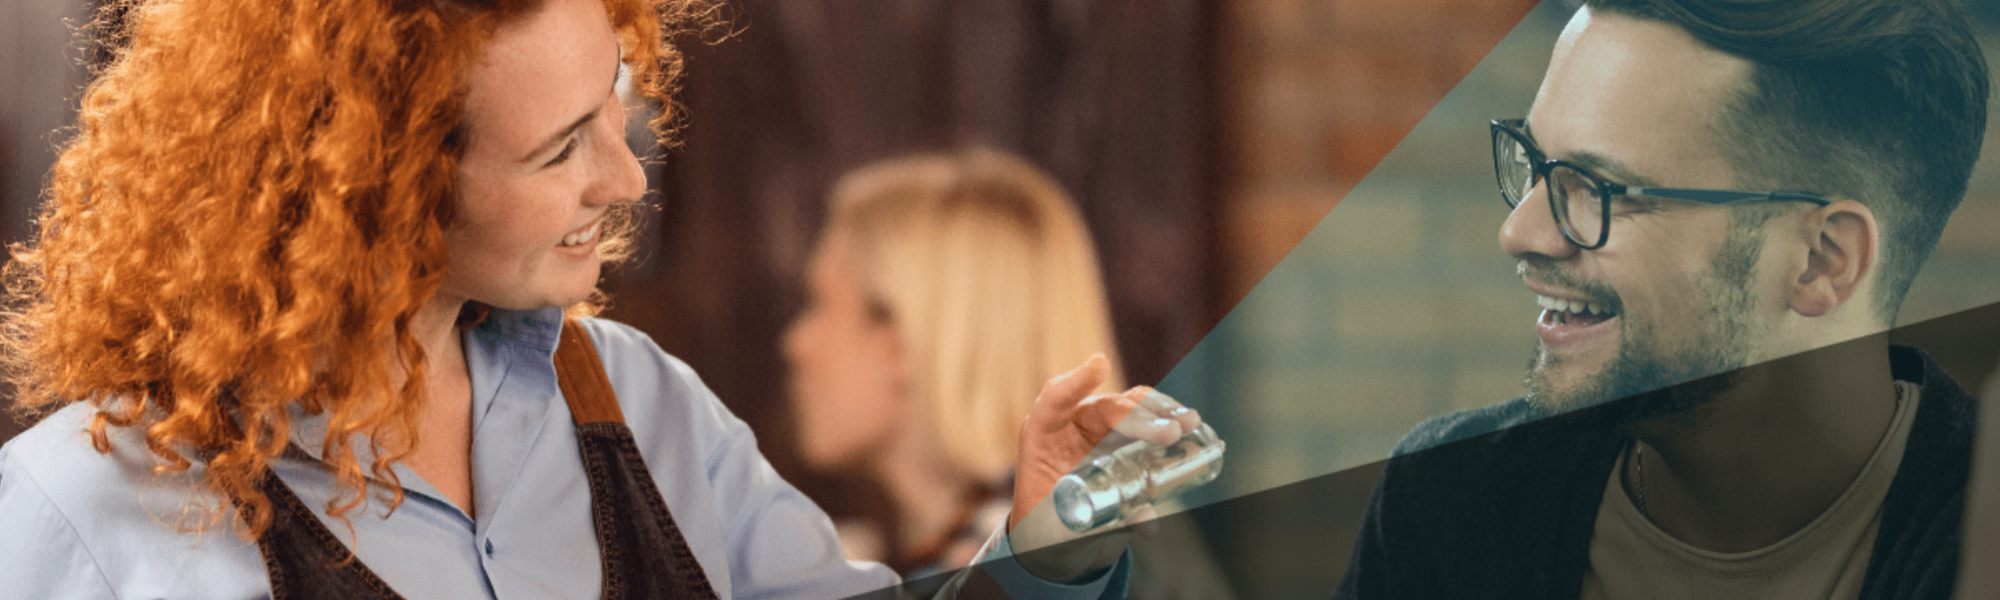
485 539 495 557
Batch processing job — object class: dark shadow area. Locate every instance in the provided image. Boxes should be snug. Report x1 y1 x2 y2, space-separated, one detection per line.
848 297 2000 599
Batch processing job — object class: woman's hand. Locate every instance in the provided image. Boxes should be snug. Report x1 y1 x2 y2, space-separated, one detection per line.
1005 354 1203 583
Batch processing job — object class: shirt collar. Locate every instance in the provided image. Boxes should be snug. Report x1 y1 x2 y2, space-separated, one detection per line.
467 305 567 361
284 305 567 467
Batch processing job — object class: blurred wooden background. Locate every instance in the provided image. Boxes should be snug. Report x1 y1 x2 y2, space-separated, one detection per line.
599 0 1227 519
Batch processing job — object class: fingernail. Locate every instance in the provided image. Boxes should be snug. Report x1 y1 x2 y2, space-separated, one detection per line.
1169 406 1190 416
1150 418 1172 429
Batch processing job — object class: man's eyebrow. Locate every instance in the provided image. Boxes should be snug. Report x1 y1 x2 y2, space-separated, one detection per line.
1558 150 1663 188
520 59 624 163
1517 120 1665 188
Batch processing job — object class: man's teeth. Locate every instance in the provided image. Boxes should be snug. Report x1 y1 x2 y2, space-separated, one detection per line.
560 222 600 247
1535 294 1610 316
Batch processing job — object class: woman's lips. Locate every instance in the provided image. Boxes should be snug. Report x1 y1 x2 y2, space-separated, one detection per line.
557 218 601 248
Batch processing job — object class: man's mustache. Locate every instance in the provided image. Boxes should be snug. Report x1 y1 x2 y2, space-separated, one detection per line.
1518 258 1623 312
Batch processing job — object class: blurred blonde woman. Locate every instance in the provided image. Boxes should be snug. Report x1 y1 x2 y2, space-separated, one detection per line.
785 148 1237 599
786 147 1120 570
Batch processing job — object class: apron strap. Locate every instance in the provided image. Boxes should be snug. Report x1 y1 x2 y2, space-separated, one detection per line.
253 464 408 600
250 318 723 600
556 319 628 425
556 318 725 600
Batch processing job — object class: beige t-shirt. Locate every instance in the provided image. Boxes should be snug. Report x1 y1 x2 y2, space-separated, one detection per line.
1580 381 1922 600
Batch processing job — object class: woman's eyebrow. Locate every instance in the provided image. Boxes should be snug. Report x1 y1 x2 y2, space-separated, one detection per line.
524 57 624 163
523 111 598 162
520 58 623 163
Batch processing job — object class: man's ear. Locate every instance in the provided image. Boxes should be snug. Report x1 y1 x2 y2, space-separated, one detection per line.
1789 199 1876 318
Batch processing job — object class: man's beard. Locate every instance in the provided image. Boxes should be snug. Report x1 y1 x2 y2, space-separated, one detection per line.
1522 217 1769 428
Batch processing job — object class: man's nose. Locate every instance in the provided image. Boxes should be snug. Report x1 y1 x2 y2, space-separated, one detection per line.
1498 181 1580 261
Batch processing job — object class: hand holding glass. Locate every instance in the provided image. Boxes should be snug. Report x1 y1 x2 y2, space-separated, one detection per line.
1052 420 1224 533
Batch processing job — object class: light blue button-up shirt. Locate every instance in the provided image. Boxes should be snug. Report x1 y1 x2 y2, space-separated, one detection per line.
0 308 1118 599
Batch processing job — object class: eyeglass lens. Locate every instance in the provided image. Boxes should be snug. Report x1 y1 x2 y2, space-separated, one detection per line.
1494 128 1607 247
1548 165 1603 246
1495 130 1535 207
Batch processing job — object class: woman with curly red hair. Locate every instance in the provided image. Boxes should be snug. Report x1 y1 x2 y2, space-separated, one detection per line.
0 0 1196 597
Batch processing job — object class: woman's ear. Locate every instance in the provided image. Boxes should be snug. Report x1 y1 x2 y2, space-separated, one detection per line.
1788 199 1876 318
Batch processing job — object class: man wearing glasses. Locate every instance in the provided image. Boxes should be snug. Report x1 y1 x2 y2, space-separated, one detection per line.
1334 0 1988 598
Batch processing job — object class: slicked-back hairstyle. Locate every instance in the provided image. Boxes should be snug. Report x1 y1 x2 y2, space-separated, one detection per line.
2 0 713 539
1584 0 1989 325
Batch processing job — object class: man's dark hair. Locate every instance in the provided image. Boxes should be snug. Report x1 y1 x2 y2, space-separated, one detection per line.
1584 0 1990 325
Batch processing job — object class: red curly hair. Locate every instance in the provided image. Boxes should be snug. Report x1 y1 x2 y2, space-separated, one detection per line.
3 0 711 538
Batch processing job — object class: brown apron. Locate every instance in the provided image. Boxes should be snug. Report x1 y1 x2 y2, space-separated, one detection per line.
246 319 723 600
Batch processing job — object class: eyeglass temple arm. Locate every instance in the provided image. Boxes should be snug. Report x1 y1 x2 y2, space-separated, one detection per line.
1618 186 1833 206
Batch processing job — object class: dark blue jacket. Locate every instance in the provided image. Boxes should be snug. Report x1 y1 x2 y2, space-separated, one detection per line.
1334 346 1974 599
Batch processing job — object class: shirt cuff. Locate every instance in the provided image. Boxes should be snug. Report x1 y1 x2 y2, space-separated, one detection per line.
978 532 1131 600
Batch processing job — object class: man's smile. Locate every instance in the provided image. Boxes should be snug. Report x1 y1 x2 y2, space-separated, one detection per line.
1525 278 1623 351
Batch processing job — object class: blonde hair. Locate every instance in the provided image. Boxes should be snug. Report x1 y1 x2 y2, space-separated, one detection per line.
823 148 1122 479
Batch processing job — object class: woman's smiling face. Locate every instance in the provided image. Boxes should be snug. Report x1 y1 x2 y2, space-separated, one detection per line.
445 0 644 310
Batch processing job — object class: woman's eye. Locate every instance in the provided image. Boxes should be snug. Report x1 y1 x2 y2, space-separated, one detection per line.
545 136 580 167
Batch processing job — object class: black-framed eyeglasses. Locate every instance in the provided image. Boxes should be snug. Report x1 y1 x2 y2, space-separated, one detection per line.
1490 118 1831 250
